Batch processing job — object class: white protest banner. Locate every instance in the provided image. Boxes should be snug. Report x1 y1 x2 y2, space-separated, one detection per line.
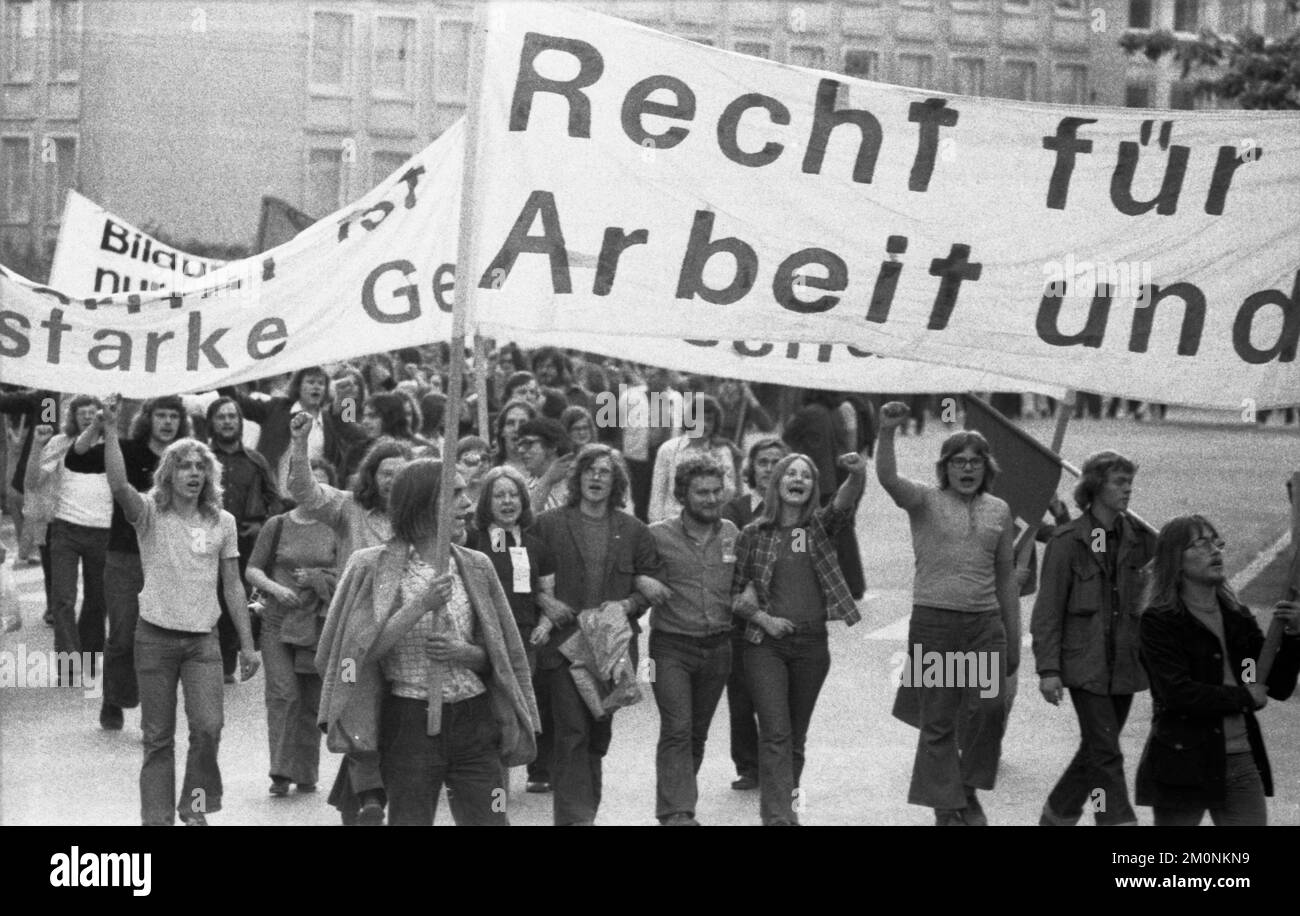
48 190 226 294
464 2 1300 409
6 123 1055 398
0 126 463 397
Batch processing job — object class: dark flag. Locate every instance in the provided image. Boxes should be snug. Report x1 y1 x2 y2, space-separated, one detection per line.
255 197 316 253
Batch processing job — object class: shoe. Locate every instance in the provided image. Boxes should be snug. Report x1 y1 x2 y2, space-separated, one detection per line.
269 776 291 797
357 798 385 826
99 703 124 731
731 775 759 791
660 813 701 826
1038 803 1081 827
934 808 967 826
179 812 208 826
296 783 317 794
525 780 552 794
963 789 988 826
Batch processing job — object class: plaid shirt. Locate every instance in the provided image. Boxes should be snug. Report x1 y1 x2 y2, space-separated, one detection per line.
731 503 860 643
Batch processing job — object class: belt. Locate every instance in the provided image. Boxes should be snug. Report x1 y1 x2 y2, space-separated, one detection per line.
652 628 732 644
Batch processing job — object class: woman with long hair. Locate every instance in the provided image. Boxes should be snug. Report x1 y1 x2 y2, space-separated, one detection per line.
493 398 537 474
647 395 740 524
1134 514 1300 826
876 401 1018 826
731 449 868 825
246 458 341 798
464 464 557 793
316 459 540 825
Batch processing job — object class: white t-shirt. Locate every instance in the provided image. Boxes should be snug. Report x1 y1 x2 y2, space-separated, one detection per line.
132 499 240 632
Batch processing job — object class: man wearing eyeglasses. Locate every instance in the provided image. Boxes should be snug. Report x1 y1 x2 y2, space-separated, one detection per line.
1032 450 1155 827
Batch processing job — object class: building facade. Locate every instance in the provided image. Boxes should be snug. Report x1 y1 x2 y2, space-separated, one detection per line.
0 0 1294 274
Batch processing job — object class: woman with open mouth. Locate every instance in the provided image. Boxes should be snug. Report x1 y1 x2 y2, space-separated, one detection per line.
876 401 1018 826
731 448 868 825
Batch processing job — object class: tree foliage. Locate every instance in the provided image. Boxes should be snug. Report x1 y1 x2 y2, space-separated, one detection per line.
1119 1 1300 110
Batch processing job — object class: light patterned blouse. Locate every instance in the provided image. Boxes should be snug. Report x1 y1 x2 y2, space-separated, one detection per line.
380 553 486 704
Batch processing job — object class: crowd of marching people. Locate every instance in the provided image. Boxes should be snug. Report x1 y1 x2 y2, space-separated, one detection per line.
1 341 1298 827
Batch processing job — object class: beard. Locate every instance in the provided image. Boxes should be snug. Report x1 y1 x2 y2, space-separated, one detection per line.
684 505 719 525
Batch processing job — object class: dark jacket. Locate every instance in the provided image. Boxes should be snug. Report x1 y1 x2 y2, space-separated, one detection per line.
720 492 760 530
0 388 57 493
218 387 366 474
531 506 661 669
1134 595 1300 809
1031 513 1156 695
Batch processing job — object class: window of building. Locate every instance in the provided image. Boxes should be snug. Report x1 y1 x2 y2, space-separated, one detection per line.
1056 0 1084 11
1124 82 1152 108
735 41 771 59
684 37 714 46
1173 0 1200 33
307 147 345 216
1053 64 1087 104
374 16 416 97
897 53 934 90
1003 59 1037 100
372 150 408 189
1265 1 1293 34
311 12 353 91
437 21 470 95
4 0 36 83
51 1 81 81
844 49 878 80
1169 82 1197 109
43 136 77 223
1003 0 1032 11
1218 0 1246 33
790 45 826 69
952 57 986 96
1127 0 1152 29
2 136 33 222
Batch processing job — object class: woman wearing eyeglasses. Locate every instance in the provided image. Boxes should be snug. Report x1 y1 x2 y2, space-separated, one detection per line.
1135 515 1300 826
876 401 1018 826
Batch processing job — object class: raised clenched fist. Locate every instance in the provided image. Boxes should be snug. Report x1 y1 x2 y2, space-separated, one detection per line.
879 401 910 430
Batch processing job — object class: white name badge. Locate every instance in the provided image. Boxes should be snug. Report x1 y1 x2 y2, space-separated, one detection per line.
509 546 531 593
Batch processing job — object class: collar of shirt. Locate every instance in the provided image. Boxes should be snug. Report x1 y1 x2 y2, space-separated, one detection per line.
749 491 764 514
1086 509 1123 541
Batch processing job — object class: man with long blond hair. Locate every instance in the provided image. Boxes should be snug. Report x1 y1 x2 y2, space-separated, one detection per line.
103 394 260 826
